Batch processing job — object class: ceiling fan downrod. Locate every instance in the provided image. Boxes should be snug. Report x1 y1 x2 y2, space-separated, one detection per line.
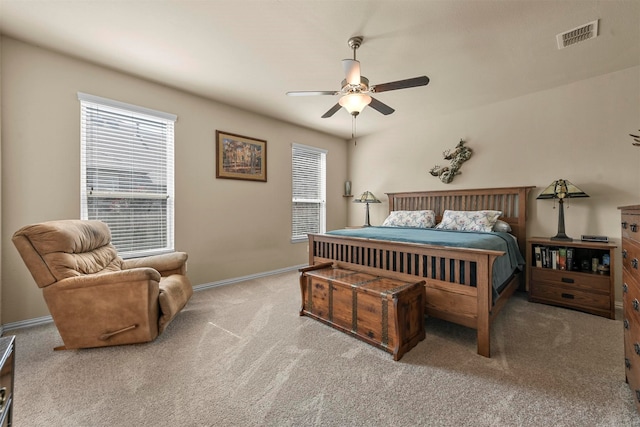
348 36 363 60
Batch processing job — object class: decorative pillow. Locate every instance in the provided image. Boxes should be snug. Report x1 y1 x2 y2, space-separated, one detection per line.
492 219 512 233
382 210 436 228
435 210 503 232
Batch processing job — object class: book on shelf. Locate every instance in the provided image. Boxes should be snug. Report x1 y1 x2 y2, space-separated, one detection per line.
558 248 567 270
566 248 574 271
551 249 558 269
534 246 542 267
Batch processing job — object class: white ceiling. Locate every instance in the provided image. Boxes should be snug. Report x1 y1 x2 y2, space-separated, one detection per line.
1 0 638 139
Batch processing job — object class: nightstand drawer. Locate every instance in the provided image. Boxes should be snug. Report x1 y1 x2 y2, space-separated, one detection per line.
530 282 611 311
531 268 610 293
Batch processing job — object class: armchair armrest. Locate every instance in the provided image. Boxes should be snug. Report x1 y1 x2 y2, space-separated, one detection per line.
123 252 188 276
51 268 161 290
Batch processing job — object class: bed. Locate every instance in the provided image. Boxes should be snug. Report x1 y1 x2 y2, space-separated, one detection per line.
307 186 534 357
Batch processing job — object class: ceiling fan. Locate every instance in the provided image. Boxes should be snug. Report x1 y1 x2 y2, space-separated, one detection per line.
286 36 430 118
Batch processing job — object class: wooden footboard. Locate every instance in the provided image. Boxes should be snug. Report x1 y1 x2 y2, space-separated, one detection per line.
308 233 506 357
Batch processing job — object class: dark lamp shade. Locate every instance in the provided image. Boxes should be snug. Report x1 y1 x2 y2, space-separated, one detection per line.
536 179 589 200
353 191 381 204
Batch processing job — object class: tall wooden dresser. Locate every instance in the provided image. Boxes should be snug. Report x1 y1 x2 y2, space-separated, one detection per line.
620 204 640 413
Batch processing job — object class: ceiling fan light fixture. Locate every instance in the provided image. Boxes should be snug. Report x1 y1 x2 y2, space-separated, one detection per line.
339 93 371 116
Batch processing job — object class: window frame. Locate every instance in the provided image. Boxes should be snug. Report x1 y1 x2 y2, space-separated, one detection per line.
78 92 177 258
291 143 327 243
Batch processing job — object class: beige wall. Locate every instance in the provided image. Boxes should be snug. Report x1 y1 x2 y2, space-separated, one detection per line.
0 37 348 324
347 65 640 302
2 35 639 325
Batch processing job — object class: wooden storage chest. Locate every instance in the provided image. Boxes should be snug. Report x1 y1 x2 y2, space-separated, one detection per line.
620 204 640 413
299 263 426 360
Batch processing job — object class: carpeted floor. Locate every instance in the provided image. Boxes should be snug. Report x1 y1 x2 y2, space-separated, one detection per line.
8 270 640 426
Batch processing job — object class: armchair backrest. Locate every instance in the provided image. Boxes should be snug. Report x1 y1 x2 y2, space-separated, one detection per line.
12 220 123 288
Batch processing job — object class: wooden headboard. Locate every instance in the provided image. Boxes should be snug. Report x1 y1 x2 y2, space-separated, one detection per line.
386 186 534 254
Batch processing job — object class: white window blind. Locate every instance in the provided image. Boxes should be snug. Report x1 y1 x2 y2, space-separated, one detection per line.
78 92 176 258
292 143 326 242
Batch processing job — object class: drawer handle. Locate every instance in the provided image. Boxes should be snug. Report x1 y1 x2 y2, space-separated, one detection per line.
634 299 640 311
561 293 574 299
633 259 639 269
623 221 628 229
632 223 639 232
625 319 630 330
623 249 628 259
635 343 640 356
561 277 574 284
626 358 632 369
624 283 629 293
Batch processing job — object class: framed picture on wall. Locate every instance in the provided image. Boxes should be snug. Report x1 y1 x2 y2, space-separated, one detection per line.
215 130 267 182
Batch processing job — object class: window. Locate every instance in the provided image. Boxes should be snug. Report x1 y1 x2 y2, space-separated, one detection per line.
78 92 176 258
292 143 327 242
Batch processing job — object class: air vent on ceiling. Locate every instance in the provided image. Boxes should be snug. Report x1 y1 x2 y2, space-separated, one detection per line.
556 20 599 50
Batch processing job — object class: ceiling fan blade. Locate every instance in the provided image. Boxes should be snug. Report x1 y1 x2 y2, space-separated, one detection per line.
372 76 430 93
342 59 361 85
287 91 338 96
369 97 395 115
321 103 342 118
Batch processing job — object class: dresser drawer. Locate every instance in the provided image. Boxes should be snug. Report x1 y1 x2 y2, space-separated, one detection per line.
624 328 640 397
622 238 640 275
531 268 610 293
623 270 640 325
622 212 640 243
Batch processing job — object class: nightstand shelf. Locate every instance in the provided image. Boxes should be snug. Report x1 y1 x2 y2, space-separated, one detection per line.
526 237 616 319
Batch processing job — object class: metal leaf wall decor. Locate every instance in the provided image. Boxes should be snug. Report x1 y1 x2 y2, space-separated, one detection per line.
429 139 472 184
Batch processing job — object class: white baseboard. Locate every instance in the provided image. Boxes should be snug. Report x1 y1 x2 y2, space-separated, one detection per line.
2 264 307 332
3 315 54 332
193 264 306 291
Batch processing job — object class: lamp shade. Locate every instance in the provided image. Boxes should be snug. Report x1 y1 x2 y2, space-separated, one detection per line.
536 179 589 200
536 179 589 241
339 93 372 116
353 191 381 204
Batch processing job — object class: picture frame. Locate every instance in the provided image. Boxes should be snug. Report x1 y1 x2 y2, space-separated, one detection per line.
215 130 267 182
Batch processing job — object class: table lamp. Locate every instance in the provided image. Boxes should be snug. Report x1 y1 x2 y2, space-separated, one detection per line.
536 179 589 241
353 191 381 227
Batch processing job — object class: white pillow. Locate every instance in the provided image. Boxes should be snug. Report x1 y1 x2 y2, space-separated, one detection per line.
435 210 503 232
382 210 436 228
492 219 512 233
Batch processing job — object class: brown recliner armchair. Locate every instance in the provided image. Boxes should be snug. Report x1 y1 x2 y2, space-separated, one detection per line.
12 219 193 350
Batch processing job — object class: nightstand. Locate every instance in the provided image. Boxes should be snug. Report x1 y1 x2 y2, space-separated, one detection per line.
527 237 616 319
